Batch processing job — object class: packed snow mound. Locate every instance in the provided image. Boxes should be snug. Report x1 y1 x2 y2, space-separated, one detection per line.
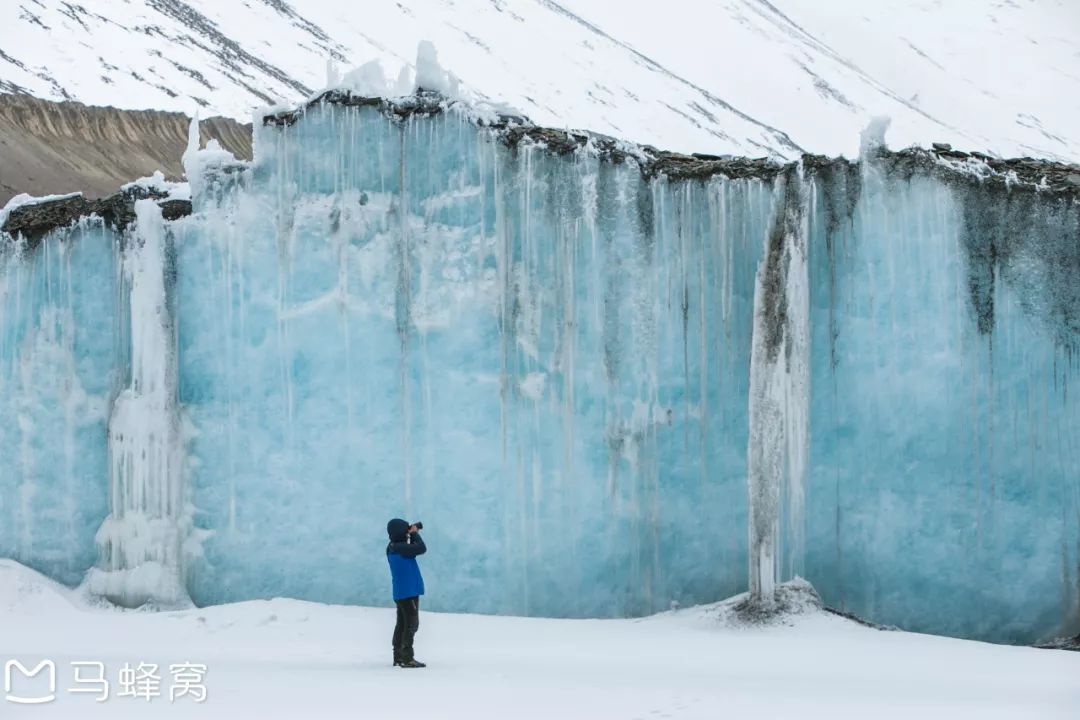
1 1 1077 160
701 578 832 628
0 559 84 615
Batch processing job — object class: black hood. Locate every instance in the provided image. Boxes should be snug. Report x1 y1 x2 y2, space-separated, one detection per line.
387 518 410 542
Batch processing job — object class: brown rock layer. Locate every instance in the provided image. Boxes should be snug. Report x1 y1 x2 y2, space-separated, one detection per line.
0 93 252 205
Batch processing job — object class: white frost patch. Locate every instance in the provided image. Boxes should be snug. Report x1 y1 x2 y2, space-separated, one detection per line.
519 372 547 400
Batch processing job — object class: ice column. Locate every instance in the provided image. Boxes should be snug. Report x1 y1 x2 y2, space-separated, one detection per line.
747 165 810 607
89 200 188 607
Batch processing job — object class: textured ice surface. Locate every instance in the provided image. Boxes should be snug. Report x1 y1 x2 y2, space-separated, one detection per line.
804 159 1080 643
0 221 117 585
177 106 768 616
0 101 1077 643
88 201 190 608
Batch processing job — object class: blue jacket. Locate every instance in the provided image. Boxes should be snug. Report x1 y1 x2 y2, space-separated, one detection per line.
386 519 426 601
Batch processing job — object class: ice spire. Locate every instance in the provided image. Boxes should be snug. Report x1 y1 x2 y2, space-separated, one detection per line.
325 58 341 89
415 40 448 94
181 112 201 197
394 65 412 96
88 200 188 608
859 116 891 157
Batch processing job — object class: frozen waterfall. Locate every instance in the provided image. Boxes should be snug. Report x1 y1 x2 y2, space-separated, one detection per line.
747 165 810 607
86 201 189 607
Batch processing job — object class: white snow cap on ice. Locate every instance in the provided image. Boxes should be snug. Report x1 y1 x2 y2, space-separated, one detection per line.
122 170 191 202
343 60 391 97
0 191 83 230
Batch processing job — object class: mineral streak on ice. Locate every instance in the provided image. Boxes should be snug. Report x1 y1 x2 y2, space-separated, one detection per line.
747 165 810 608
87 200 190 608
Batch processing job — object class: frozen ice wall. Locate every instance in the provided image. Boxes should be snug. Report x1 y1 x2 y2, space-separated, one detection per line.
0 220 118 585
804 156 1080 643
1 96 1076 644
175 103 771 616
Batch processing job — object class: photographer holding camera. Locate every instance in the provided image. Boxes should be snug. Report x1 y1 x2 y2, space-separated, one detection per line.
386 518 427 668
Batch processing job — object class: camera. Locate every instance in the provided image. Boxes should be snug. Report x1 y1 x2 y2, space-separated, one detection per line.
412 521 423 531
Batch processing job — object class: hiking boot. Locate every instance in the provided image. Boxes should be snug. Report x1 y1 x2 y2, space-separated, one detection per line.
398 658 426 668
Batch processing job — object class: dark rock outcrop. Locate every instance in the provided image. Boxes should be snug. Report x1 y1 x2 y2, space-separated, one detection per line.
2 185 191 247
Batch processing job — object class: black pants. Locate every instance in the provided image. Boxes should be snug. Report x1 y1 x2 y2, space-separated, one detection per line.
392 596 420 661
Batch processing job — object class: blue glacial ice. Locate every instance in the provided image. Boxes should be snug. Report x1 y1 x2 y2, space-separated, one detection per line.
0 97 1077 644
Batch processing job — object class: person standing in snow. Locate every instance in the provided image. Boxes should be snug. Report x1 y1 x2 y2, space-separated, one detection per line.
386 518 427 668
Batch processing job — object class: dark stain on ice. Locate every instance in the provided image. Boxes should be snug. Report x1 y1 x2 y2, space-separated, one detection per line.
758 165 804 362
813 158 862 368
876 146 1080 347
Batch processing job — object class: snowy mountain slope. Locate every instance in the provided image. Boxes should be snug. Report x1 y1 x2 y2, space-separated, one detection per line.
567 0 1080 161
1 1 1078 161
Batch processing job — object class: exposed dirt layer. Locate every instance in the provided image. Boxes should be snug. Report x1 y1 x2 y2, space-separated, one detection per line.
268 91 1080 192
1 186 192 249
0 93 251 205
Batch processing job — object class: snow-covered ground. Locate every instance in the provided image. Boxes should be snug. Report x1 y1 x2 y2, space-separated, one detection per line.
1 1 1078 160
1 561 1077 719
